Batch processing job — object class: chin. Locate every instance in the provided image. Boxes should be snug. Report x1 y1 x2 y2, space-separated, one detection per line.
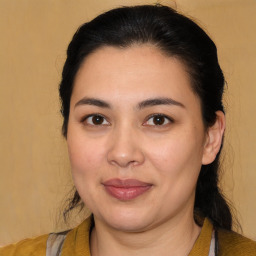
97 207 155 232
108 218 152 232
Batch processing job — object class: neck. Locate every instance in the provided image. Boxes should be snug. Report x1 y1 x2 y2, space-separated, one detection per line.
90 211 201 256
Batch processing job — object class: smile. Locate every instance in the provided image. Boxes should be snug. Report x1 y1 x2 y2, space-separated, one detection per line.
102 179 152 201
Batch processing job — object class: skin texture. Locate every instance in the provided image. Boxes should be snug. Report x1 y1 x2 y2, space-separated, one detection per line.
67 45 225 256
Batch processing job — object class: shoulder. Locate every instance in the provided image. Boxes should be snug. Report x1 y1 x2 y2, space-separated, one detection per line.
0 234 48 256
0 216 92 256
218 228 256 256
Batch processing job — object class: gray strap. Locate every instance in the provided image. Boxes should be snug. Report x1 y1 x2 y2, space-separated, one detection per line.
46 231 69 256
208 230 216 256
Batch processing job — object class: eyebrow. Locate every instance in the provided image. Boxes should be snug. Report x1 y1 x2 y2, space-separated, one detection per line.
137 97 185 109
74 97 184 109
74 97 111 109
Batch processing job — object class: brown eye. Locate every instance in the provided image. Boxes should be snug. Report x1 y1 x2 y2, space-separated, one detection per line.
144 114 172 126
152 116 166 125
85 115 109 126
92 115 104 125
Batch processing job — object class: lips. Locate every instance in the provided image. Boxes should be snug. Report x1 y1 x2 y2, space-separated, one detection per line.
102 179 152 201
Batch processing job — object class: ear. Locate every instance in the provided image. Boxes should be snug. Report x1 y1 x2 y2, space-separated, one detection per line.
202 111 226 165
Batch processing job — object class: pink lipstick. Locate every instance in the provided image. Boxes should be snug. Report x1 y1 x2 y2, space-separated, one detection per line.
103 179 152 201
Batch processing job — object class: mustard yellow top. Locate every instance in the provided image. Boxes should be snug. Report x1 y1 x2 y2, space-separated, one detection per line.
1 217 256 256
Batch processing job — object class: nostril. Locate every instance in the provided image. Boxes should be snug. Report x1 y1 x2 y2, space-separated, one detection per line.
107 147 145 168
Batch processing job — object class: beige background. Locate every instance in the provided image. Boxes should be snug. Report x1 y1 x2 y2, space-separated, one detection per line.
0 0 255 245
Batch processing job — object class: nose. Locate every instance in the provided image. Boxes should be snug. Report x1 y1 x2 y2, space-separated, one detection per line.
107 126 145 168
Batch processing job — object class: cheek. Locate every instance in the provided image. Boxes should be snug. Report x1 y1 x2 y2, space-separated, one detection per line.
145 129 204 185
67 136 107 207
67 135 106 178
145 132 204 208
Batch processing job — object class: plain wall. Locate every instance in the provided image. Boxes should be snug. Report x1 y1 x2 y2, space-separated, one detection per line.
0 0 256 245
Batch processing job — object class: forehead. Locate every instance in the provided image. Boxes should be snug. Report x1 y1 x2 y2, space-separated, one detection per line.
76 44 189 80
71 45 198 107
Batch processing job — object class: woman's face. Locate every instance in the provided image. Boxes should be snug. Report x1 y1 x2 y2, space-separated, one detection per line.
67 45 211 232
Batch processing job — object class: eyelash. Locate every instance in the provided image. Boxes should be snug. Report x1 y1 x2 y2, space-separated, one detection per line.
143 114 174 127
81 114 110 126
81 113 173 127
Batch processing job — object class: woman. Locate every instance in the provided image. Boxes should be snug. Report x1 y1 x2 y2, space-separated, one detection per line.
1 4 255 256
